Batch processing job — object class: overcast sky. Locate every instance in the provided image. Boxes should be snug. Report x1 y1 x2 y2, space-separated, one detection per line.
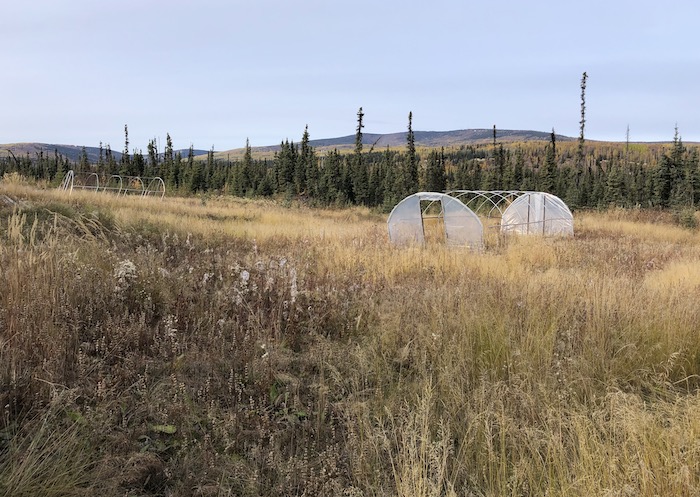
2 0 699 152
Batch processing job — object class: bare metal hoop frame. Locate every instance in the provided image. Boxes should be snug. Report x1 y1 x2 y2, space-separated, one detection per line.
447 190 574 234
58 170 166 199
447 190 530 218
418 190 521 227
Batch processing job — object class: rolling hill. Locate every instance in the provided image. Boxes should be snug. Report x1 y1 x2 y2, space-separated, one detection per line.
212 128 577 160
0 129 574 163
0 143 208 163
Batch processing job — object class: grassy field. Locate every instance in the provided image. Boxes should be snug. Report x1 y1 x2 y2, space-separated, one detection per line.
1 176 700 496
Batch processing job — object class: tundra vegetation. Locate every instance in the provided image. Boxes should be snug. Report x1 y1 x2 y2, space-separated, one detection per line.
1 171 700 496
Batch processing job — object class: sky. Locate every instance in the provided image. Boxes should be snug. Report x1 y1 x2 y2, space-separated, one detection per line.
2 0 700 152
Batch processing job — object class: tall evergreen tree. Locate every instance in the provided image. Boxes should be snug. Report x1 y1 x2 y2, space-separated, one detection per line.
275 140 296 193
424 148 447 192
78 146 89 173
668 126 694 206
106 144 117 175
604 161 626 206
296 126 313 194
571 71 588 206
577 72 588 170
351 107 369 204
405 111 418 194
164 133 175 187
120 124 131 176
649 127 682 207
540 129 558 193
147 138 159 178
132 149 145 177
98 142 105 174
186 145 204 193
241 138 253 194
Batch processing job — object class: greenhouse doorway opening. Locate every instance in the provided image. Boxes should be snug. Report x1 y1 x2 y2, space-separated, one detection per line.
420 199 446 245
387 192 483 248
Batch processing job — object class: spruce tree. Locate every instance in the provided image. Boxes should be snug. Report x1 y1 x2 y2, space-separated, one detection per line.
424 148 446 192
98 142 105 175
540 129 558 193
297 126 313 195
406 111 418 194
668 126 692 206
78 146 89 172
164 133 174 186
241 138 253 194
604 162 626 206
147 138 159 178
351 107 369 204
120 124 131 176
132 149 145 177
187 145 204 193
299 127 318 199
382 146 399 209
276 140 295 193
572 71 588 205
577 72 588 170
106 144 117 175
653 154 673 207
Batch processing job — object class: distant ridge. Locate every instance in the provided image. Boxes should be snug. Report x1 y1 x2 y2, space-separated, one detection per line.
0 143 208 163
214 128 576 159
0 129 573 163
311 129 573 149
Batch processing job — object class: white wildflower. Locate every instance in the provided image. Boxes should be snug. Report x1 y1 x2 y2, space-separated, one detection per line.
113 259 137 293
240 270 250 284
290 268 298 303
164 315 179 356
265 275 274 292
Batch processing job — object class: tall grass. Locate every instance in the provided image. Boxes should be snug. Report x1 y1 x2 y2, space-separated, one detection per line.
2 181 700 495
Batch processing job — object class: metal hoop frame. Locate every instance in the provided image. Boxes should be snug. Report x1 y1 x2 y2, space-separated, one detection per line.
446 190 573 235
58 170 166 199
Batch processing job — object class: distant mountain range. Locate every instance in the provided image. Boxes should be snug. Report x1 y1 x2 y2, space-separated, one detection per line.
0 143 209 164
216 129 577 159
314 128 573 149
0 129 574 163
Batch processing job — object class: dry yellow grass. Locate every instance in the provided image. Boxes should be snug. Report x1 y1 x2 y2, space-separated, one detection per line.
2 181 700 496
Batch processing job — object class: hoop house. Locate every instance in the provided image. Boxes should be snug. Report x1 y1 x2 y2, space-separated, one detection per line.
500 192 573 235
387 192 483 247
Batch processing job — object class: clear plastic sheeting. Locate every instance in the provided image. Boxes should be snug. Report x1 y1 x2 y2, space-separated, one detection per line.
387 192 483 248
500 192 573 236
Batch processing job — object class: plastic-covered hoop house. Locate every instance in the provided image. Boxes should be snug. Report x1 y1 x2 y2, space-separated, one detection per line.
387 192 483 247
500 192 573 235
387 190 574 248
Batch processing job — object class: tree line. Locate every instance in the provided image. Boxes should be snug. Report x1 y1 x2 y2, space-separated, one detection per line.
2 115 699 212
